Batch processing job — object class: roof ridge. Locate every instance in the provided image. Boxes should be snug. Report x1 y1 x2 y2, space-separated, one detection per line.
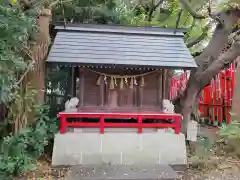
54 23 186 37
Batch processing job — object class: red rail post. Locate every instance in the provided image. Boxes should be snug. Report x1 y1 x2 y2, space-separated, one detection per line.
138 116 143 133
100 116 104 134
60 116 67 134
175 116 181 134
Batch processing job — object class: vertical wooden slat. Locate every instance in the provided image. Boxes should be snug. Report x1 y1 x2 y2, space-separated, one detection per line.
231 57 240 122
79 67 85 107
217 74 222 124
162 70 166 99
226 68 232 124
165 70 172 99
158 70 163 108
134 86 137 106
139 86 143 108
224 69 228 123
211 79 215 123
127 89 134 107
71 67 76 96
99 76 104 107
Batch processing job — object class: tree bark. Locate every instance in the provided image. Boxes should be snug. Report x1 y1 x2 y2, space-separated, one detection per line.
26 8 51 104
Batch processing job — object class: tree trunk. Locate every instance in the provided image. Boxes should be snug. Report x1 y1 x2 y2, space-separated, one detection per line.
174 76 200 133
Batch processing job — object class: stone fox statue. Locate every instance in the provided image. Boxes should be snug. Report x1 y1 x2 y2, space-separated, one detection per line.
162 99 175 113
162 99 175 124
64 97 79 112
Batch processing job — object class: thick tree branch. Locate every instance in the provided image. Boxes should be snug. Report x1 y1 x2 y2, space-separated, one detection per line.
179 0 205 19
186 22 212 48
148 0 164 22
200 40 240 88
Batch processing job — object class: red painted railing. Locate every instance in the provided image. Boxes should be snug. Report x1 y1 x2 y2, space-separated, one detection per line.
58 112 182 134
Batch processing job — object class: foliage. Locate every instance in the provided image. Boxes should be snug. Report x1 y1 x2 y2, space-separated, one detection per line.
51 0 120 24
7 84 37 134
45 66 69 95
0 2 37 104
0 105 58 180
50 0 212 51
220 120 240 157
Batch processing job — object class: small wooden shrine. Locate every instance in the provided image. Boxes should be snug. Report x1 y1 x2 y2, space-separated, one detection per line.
47 24 196 113
49 24 195 169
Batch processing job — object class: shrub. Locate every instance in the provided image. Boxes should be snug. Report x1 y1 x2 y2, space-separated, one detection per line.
188 136 216 169
0 105 58 179
220 120 240 157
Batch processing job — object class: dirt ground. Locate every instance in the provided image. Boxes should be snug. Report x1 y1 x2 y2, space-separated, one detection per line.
186 157 240 180
185 126 240 180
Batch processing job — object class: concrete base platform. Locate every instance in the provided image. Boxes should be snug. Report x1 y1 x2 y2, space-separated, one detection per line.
52 131 187 170
66 164 180 180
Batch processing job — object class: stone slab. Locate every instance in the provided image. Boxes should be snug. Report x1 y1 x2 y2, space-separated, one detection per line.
82 153 121 165
187 121 198 142
66 164 180 180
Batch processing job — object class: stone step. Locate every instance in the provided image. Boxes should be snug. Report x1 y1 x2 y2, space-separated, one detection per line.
66 164 180 180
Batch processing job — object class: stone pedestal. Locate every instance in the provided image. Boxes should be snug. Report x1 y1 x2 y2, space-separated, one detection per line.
52 131 187 171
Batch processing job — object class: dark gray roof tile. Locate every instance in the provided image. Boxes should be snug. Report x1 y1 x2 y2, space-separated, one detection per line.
47 24 197 69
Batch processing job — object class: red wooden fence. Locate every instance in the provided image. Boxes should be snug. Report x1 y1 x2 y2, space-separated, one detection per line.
170 64 235 125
